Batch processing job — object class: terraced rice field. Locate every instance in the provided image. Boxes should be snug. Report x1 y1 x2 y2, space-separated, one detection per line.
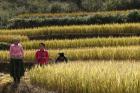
1 20 140 93
1 23 140 38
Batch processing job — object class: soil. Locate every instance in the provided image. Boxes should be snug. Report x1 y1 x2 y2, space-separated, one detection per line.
0 73 56 93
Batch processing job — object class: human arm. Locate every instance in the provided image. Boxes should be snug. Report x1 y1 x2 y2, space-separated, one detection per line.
9 45 14 58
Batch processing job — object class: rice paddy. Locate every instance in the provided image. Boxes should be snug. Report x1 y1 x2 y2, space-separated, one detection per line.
1 11 140 93
29 61 140 93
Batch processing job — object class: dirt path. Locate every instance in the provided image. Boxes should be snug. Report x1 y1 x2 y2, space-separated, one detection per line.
0 73 55 93
1 81 49 93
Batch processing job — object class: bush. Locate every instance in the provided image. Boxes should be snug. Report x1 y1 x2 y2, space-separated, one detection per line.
81 0 104 11
7 10 140 28
0 43 10 50
47 2 79 13
127 10 140 22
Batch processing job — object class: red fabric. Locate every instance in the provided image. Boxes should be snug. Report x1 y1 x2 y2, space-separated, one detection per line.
35 49 49 65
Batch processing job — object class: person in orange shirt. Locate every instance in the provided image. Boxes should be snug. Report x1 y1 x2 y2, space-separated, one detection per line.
35 43 49 65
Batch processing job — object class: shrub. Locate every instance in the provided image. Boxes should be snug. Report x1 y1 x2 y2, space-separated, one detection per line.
7 10 140 28
127 10 140 22
0 43 10 50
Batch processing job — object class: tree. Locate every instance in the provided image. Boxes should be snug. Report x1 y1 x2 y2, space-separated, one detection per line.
131 0 140 8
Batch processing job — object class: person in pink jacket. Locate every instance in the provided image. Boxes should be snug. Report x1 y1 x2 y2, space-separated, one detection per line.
9 38 25 87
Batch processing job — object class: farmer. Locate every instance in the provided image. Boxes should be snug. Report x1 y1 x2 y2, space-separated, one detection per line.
35 43 49 65
9 38 25 86
55 52 68 63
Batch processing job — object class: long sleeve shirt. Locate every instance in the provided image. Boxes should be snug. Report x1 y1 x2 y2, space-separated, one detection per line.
35 49 49 65
10 43 24 59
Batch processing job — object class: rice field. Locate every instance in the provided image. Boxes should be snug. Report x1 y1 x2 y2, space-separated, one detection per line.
1 36 140 50
1 15 140 92
21 37 140 49
1 46 140 62
0 35 28 43
29 61 140 93
1 23 140 38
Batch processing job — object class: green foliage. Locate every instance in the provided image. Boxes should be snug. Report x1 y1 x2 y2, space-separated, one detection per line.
1 0 140 28
49 2 79 13
8 10 140 28
128 10 140 22
0 43 10 50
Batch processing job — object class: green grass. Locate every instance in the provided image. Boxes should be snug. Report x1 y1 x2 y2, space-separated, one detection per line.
17 10 131 18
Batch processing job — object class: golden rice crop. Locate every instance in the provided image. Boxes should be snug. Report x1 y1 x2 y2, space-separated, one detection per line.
0 23 140 37
0 35 29 43
22 37 140 49
1 46 140 62
29 61 140 93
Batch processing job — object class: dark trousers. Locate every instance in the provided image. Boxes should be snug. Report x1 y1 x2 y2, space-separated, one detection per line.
10 58 25 83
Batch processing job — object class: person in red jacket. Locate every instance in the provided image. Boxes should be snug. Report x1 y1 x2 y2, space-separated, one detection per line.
35 43 49 65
